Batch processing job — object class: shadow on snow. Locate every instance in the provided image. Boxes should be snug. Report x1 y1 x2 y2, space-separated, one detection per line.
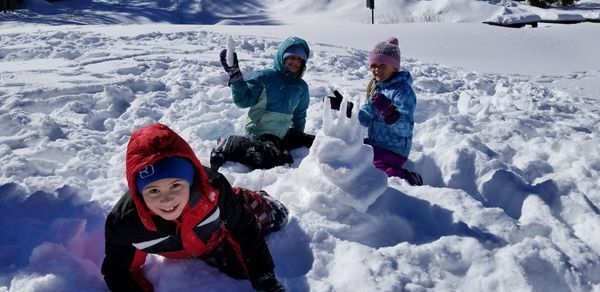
365 187 505 248
0 182 106 272
4 0 281 25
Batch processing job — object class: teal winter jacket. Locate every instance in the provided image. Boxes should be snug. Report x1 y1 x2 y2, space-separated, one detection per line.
358 71 416 157
230 37 310 139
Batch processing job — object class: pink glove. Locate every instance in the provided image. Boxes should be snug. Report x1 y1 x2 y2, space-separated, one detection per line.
371 93 400 124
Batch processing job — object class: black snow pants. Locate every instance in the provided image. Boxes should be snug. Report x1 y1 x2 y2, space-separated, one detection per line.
210 129 315 170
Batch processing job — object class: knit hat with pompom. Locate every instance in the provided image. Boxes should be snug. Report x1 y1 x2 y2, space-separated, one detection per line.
368 37 401 70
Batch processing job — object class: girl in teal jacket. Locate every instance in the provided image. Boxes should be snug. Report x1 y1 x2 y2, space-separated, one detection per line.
212 37 315 170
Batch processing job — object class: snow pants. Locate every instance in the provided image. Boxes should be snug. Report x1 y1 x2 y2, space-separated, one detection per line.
210 129 315 170
371 144 423 186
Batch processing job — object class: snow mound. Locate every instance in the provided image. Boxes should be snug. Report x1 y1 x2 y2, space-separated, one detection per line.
297 100 388 212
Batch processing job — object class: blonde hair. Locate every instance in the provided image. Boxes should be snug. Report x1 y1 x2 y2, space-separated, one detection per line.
365 78 378 102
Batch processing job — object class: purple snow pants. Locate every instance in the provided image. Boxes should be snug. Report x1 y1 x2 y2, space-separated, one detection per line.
370 144 422 186
371 144 408 177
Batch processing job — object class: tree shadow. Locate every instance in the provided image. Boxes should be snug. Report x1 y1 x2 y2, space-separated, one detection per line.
564 2 600 10
186 0 281 25
8 0 281 25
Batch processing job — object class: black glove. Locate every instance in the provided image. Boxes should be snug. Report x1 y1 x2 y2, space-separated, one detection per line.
253 134 293 167
327 90 343 110
252 272 285 292
326 90 353 118
282 128 315 149
220 49 243 84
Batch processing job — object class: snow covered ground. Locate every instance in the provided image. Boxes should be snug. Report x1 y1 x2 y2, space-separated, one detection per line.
1 0 600 291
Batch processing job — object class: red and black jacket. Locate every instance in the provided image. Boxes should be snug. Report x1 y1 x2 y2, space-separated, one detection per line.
101 123 274 291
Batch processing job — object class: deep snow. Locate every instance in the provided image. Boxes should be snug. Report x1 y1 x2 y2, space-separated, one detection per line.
1 1 600 292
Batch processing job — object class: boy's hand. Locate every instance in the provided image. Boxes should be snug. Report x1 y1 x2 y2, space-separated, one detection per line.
219 49 243 83
252 271 285 292
371 93 400 124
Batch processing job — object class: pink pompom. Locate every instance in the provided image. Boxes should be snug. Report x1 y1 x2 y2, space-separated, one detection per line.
387 37 399 46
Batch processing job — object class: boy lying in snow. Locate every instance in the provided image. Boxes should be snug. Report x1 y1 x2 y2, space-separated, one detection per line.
102 123 288 291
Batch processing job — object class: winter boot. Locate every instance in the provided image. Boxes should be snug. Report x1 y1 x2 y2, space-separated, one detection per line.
258 190 289 232
405 171 423 186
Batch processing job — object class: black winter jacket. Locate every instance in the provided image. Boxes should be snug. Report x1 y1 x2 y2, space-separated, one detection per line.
102 124 274 291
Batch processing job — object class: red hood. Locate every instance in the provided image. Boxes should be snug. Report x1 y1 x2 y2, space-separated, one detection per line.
125 123 214 231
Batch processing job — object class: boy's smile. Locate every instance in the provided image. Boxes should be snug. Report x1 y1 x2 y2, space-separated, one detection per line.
141 178 190 220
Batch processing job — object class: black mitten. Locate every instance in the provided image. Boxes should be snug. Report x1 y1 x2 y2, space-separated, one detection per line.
327 90 343 110
326 90 353 118
282 128 315 150
219 49 243 84
257 134 294 167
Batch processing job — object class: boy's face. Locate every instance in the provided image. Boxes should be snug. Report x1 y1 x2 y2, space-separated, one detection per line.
370 63 396 82
141 178 190 220
284 55 304 73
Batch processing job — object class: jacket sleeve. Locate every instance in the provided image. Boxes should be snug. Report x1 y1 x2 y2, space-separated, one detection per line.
102 210 153 292
391 84 416 124
291 84 309 131
206 167 275 283
358 102 374 127
230 73 265 108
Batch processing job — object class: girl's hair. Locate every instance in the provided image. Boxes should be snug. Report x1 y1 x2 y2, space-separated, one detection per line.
365 78 378 102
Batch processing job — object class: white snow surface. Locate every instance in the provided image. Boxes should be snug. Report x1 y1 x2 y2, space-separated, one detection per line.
1 1 600 292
